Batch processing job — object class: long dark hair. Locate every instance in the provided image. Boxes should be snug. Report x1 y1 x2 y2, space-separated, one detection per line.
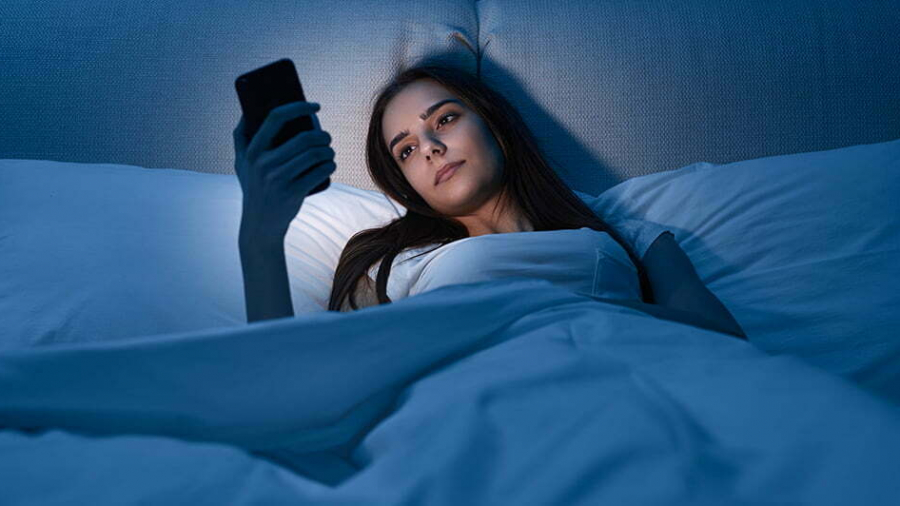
328 63 654 311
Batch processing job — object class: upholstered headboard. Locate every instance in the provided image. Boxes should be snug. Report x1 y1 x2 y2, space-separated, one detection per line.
2 0 898 195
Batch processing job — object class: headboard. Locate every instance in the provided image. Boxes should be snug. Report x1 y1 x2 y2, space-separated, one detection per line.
2 0 898 196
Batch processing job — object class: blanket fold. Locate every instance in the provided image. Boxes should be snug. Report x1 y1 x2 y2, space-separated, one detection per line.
2 277 900 504
0 278 580 454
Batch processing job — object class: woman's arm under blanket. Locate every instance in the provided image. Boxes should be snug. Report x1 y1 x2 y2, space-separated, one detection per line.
620 232 748 340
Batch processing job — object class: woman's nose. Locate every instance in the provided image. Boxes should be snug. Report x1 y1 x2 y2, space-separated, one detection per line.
425 142 444 159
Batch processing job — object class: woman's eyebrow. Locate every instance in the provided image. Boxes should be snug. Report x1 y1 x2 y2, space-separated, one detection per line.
389 99 463 152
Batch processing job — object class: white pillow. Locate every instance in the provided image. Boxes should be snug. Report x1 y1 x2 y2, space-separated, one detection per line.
0 159 403 350
581 139 900 406
283 182 405 311
0 156 701 352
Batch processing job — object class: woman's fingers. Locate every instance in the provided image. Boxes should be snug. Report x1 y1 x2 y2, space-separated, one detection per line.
262 129 331 169
291 160 336 196
233 116 247 148
233 116 249 179
231 101 331 241
268 145 335 184
246 101 321 161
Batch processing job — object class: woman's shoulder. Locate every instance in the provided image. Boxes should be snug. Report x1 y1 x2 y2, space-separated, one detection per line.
602 217 673 261
356 244 443 308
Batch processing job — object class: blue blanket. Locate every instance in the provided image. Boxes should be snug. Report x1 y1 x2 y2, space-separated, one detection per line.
2 277 899 504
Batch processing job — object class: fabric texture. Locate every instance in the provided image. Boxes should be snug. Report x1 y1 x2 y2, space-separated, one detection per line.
0 158 669 346
2 0 898 195
573 192 675 261
586 139 900 406
0 159 404 349
2 1 899 503
477 0 900 194
0 0 479 192
366 227 644 304
3 277 900 504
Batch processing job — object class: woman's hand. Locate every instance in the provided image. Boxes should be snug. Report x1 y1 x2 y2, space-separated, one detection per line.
233 101 336 247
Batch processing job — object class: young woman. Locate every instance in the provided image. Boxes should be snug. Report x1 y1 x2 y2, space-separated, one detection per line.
233 62 747 340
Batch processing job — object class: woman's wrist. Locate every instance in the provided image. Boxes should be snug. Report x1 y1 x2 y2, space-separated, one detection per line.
239 220 286 254
237 222 294 323
238 242 294 323
239 236 283 258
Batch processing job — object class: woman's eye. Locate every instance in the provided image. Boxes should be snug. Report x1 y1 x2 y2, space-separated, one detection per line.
398 113 457 161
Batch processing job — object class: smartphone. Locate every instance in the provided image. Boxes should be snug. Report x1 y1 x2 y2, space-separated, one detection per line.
234 58 330 196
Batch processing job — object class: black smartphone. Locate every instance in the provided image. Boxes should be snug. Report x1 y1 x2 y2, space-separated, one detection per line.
234 58 330 196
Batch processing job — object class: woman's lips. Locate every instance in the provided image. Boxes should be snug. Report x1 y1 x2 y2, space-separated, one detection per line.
436 161 464 185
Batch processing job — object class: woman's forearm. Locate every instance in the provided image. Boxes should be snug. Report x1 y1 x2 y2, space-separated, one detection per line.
640 232 747 340
660 282 747 340
238 236 295 323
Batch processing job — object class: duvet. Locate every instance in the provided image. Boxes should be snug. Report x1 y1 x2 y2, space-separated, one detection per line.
1 277 899 505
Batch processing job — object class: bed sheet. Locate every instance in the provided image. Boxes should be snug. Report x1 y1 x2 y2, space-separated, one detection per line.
2 277 899 505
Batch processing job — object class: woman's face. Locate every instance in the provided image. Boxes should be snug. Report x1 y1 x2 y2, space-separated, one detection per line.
382 79 506 221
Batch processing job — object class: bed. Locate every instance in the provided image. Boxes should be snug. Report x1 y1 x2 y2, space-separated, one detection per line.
2 1 900 504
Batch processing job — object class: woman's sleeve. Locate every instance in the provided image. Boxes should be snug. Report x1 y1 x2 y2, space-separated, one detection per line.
604 217 674 261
